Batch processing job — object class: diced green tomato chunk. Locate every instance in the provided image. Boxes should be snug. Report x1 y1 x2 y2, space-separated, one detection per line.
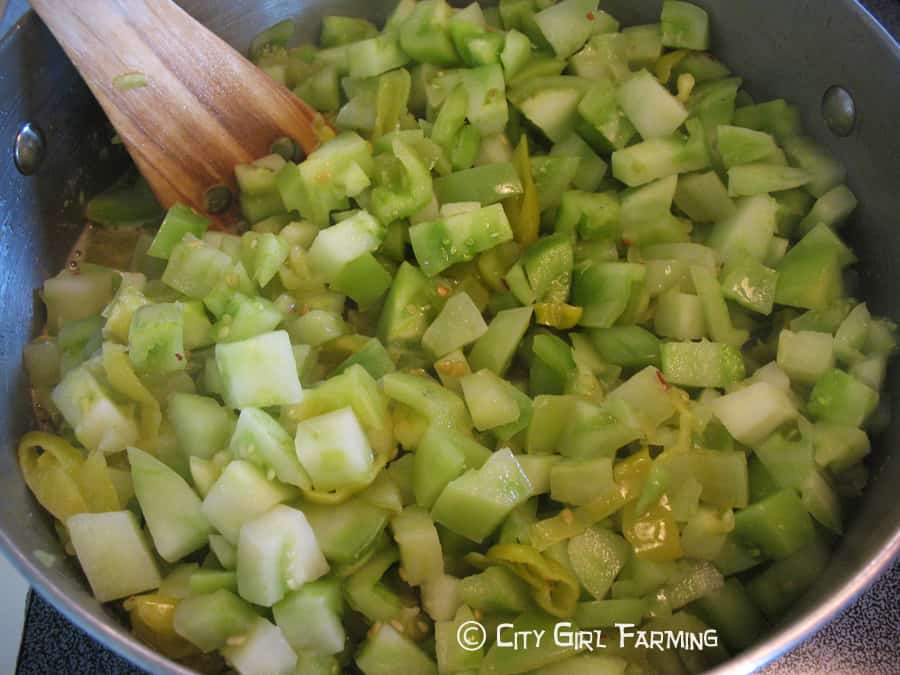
128 447 210 562
294 406 375 491
216 330 303 408
67 511 162 602
237 504 329 606
431 448 532 542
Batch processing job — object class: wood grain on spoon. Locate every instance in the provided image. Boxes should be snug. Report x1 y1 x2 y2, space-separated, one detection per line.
30 0 321 219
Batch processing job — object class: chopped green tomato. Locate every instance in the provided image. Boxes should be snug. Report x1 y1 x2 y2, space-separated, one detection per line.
399 0 459 67
460 369 522 431
661 340 745 388
221 616 298 675
573 261 645 328
433 162 523 205
162 236 233 299
414 427 490 509
550 457 615 506
556 190 619 240
720 257 778 315
674 171 735 223
294 406 375 491
422 292 488 358
591 326 661 368
782 136 846 197
167 392 235 459
691 265 749 347
808 368 878 427
51 364 140 454
67 511 161 602
834 302 871 365
717 125 778 168
733 489 815 559
273 578 345 656
727 163 811 197
798 184 857 234
510 76 592 144
237 504 329 606
747 536 829 619
348 33 410 79
575 77 636 151
85 176 163 227
611 118 710 187
276 132 373 227
300 496 388 563
58 315 104 375
320 15 377 47
173 589 257 652
356 624 437 675
709 381 797 446
776 329 835 385
44 265 116 333
128 302 185 375
707 194 777 264
230 407 310 488
568 526 630 599
382 371 471 434
371 140 434 224
308 210 384 283
775 224 855 310
534 0 599 59
552 134 608 193
148 204 210 260
654 290 706 340
410 203 514 277
432 448 532 542
531 155 581 211
661 1 709 50
216 330 303 408
392 506 444 585
128 447 210 563
201 460 298 543
469 305 534 375
617 69 688 139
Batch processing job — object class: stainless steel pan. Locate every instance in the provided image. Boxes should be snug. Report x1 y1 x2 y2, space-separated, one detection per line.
0 1 897 673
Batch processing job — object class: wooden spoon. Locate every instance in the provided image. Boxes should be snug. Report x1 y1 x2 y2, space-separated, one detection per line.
30 0 321 219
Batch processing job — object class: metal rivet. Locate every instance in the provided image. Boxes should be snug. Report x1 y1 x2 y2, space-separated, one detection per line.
270 136 298 162
203 184 233 214
13 122 46 175
822 86 856 137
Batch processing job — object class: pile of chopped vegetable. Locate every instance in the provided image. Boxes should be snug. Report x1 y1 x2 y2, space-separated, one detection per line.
21 1 896 673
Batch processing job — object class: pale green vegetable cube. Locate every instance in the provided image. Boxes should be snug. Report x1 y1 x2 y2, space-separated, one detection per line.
617 69 687 139
307 210 384 282
460 369 521 431
51 364 139 454
201 460 299 543
237 505 329 606
222 617 298 675
128 447 210 562
230 407 311 489
294 407 375 491
710 381 797 445
215 330 303 408
67 511 161 602
392 506 444 586
422 292 488 358
776 330 835 384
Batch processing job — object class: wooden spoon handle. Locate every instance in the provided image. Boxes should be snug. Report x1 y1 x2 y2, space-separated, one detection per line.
30 0 320 216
